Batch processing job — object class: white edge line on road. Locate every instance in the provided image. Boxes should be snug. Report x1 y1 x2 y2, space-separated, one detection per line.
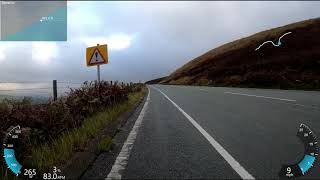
224 91 296 102
152 86 255 180
106 88 150 180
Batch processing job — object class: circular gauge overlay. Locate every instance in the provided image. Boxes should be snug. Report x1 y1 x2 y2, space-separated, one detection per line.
279 123 318 178
2 125 64 179
2 125 23 176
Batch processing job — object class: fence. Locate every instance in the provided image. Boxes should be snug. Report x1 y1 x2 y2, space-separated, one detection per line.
0 80 137 102
0 80 83 102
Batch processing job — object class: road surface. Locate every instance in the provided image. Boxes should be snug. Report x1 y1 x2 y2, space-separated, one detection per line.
111 85 320 179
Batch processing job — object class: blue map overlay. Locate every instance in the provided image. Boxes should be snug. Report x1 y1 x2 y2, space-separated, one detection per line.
1 1 67 41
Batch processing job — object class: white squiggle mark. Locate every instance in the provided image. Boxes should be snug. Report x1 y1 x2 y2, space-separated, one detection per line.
255 32 292 51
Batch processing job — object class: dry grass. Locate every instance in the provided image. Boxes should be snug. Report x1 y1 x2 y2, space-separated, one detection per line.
158 18 320 90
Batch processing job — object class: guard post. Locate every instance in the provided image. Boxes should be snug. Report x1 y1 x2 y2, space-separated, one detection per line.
53 80 57 101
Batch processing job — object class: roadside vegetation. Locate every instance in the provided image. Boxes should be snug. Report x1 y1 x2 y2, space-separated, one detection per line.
0 81 145 179
98 136 113 152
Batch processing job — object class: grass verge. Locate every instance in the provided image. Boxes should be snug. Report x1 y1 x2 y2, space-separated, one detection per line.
24 89 145 174
98 136 113 152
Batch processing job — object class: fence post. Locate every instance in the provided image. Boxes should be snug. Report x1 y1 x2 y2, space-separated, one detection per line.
97 65 101 83
53 80 57 101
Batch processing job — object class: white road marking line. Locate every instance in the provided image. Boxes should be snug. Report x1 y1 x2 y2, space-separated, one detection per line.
199 88 208 92
224 91 296 102
278 101 320 110
106 88 150 180
152 86 255 180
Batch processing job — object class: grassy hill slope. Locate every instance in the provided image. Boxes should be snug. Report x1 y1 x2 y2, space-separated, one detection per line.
157 18 320 90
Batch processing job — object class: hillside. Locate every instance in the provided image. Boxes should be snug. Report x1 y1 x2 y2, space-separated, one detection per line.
145 76 167 84
156 18 320 89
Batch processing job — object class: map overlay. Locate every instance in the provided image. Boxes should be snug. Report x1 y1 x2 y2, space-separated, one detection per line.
0 1 67 41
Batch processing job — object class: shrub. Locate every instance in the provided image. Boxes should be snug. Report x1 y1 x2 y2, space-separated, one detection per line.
0 81 143 148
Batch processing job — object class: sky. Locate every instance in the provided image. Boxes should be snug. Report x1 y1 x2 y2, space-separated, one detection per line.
0 1 320 84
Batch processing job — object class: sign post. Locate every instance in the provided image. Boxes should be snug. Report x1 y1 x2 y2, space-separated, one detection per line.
97 64 100 82
86 44 108 82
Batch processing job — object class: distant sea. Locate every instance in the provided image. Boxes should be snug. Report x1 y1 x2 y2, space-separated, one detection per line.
0 94 49 104
0 82 81 103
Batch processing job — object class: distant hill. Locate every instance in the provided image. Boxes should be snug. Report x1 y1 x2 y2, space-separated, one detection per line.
145 76 167 84
153 18 320 90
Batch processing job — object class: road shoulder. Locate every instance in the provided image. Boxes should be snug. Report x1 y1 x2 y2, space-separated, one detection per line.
58 90 147 180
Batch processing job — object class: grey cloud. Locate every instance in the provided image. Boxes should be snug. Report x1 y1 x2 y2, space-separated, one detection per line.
0 1 320 83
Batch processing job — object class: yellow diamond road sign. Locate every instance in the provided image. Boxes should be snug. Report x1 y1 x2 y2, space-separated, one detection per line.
86 44 108 67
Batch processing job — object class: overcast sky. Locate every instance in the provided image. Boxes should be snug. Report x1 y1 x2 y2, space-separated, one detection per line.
0 1 319 83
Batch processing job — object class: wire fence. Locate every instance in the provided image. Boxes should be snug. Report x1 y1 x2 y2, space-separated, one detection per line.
0 80 84 101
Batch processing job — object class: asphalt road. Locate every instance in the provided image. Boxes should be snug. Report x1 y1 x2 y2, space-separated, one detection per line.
116 85 320 179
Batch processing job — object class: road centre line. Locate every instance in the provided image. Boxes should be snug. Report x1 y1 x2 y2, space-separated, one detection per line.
199 88 209 92
152 86 255 179
106 88 150 179
224 91 296 102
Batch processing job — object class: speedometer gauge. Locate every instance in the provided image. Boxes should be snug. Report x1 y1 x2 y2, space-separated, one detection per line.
279 123 318 178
